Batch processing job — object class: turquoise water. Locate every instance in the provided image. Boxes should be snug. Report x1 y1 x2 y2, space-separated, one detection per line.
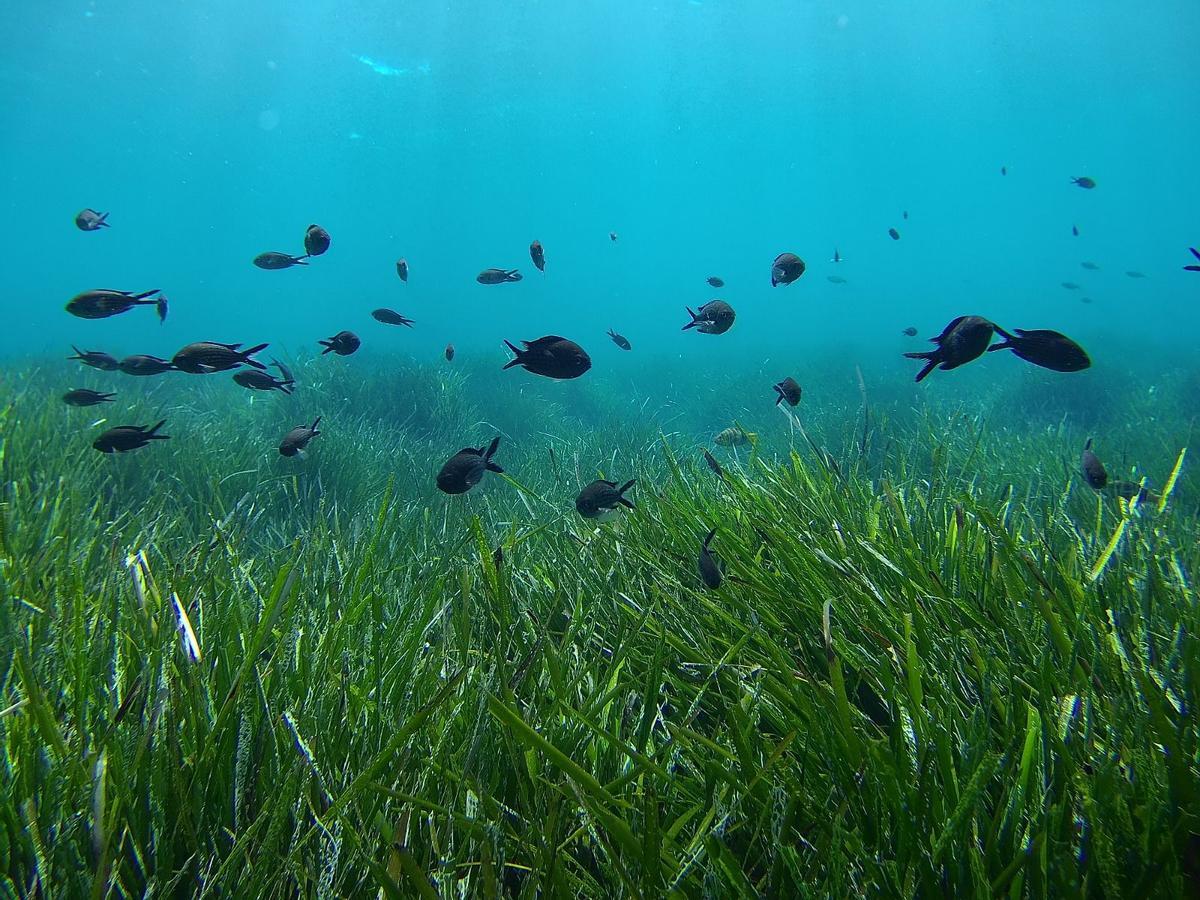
4 1 1198 374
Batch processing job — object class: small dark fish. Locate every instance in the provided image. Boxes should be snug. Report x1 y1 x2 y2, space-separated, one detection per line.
902 210 909 220
826 275 847 284
830 248 842 263
477 268 522 284
609 232 618 242
67 288 167 323
715 426 756 447
371 308 415 327
607 329 631 351
1081 438 1107 489
902 326 918 337
118 354 175 376
707 276 725 287
503 335 591 379
303 224 330 257
396 258 409 282
988 327 1090 372
319 331 360 356
445 343 455 361
172 341 269 374
773 377 802 407
253 252 308 270
575 479 636 520
904 315 996 382
63 388 115 406
1081 296 1094 304
492 545 504 570
682 300 735 334
1071 176 1097 189
1184 248 1200 272
1124 270 1146 279
93 420 169 454
271 358 294 383
1072 224 1080 237
233 369 294 394
436 436 503 494
1061 282 1081 290
68 345 119 371
770 252 805 287
1081 261 1100 270
698 529 722 589
702 449 726 481
279 417 321 457
530 240 546 273
888 228 900 241
1000 165 1007 176
75 208 110 231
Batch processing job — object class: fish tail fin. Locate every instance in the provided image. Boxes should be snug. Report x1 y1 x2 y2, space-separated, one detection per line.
986 340 1011 353
502 340 523 368
703 528 716 549
319 341 334 354
241 343 270 368
1190 247 1200 262
97 213 110 226
617 479 636 508
1084 438 1093 451
279 381 295 395
101 393 116 401
133 289 160 300
774 386 784 405
295 256 310 265
681 307 698 331
68 345 83 360
483 435 501 463
147 420 169 439
311 417 322 432
903 354 938 382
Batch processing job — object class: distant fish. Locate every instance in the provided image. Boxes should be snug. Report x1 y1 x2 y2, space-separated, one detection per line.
279 417 321 457
682 300 735 334
75 208 109 231
826 275 847 284
477 268 522 284
988 327 1090 372
1185 248 1200 272
436 436 503 494
444 343 455 361
396 258 409 282
172 341 269 374
575 479 635 520
702 449 726 481
1061 281 1081 290
773 376 801 407
1080 296 1094 304
69 346 119 371
233 369 294 394
529 240 545 273
901 326 918 337
1071 176 1097 189
609 232 618 242
371 308 414 327
1000 165 1007 176
1080 261 1100 270
1110 479 1157 504
503 335 591 379
303 224 330 257
93 420 169 454
319 331 360 355
253 252 307 270
1072 225 1079 237
902 210 909 220
1124 270 1146 279
1080 438 1107 489
903 315 996 382
63 388 115 407
770 252 805 287
118 354 175 376
607 329 631 350
830 248 841 263
888 228 900 241
707 275 725 287
714 426 756 447
67 288 166 323
698 529 722 589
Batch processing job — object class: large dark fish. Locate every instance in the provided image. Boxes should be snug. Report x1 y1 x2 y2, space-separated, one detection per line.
63 388 115 406
93 420 169 453
69 346 119 371
988 327 1090 372
67 289 167 323
607 329 631 350
1071 176 1097 189
436 436 504 494
682 300 735 334
773 377 802 407
75 208 110 231
698 529 722 589
303 224 330 257
770 253 805 286
371 308 415 327
445 343 455 361
707 276 725 287
319 331 360 355
903 315 995 382
1081 439 1107 489
233 369 294 394
253 252 307 269
279 417 321 457
503 336 591 379
172 342 269 374
118 354 175 376
530 240 546 272
575 479 635 520
1185 248 1200 272
477 268 523 284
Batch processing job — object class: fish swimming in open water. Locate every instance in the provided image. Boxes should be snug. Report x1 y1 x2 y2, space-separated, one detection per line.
63 388 115 406
477 268 522 284
253 252 307 270
67 288 167 323
770 252 805 286
75 208 110 231
773 377 801 406
69 346 120 370
233 369 294 394
93 420 169 453
172 342 269 374
319 331 360 356
303 224 330 257
529 240 546 272
607 329 631 350
682 300 735 334
988 327 1090 372
904 316 996 382
503 336 591 379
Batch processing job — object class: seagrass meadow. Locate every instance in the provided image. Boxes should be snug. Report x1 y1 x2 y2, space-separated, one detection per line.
0 349 1196 897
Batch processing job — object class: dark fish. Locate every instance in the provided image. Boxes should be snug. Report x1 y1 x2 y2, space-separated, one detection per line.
1109 479 1157 504
1184 248 1200 272
233 369 294 394
68 345 119 371
702 449 726 481
445 343 455 361
1000 165 1007 176
477 268 523 284
93 420 169 454
1071 176 1097 189
67 288 167 323
279 417 321 457
609 232 618 242
371 308 415 327
826 275 847 284
118 354 175 376
988 327 1090 372
75 208 109 231
575 479 636 520
1072 225 1079 237
271 358 294 383
901 327 918 337
770 252 805 287
503 335 591 379
1125 270 1146 279
436 436 503 494
530 240 546 272
773 376 801 407
172 341 269 374
1080 296 1094 304
607 329 631 351
1061 282 1081 290
698 529 722 589
303 224 330 257
903 315 995 382
830 248 841 263
396 258 409 282
707 276 725 287
1081 261 1100 270
902 210 909 220
253 252 307 269
1081 438 1107 489
63 388 115 406
682 300 735 334
319 331 360 356
888 228 900 241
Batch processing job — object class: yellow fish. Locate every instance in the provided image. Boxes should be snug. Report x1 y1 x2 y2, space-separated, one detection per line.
714 427 757 447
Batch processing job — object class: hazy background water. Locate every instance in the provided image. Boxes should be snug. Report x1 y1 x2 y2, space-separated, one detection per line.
2 1 1198 398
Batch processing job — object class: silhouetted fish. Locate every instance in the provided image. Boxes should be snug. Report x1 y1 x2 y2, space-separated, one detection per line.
436 436 503 494
372 308 415 327
233 369 293 394
707 276 725 287
888 228 900 241
988 328 1090 372
698 529 722 589
118 355 175 376
67 288 166 323
1000 165 1007 176
503 336 591 379
1072 225 1079 237
902 327 918 337
902 210 909 220
93 420 169 453
477 268 522 284
172 342 269 374
575 479 635 520
63 388 115 406
609 232 618 242
396 258 409 282
770 253 805 286
445 343 455 361
254 252 307 269
279 418 321 457
682 300 735 334
1081 439 1107 489
530 240 545 272
1071 176 1097 189
607 329 631 350
702 449 726 481
903 316 995 382
319 331 360 355
773 377 801 407
75 208 109 231
1125 270 1146 279
1081 261 1100 270
303 224 330 257
69 346 119 371
831 248 842 263
1185 248 1200 272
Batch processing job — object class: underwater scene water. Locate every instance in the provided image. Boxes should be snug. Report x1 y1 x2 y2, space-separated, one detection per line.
2 1 1199 896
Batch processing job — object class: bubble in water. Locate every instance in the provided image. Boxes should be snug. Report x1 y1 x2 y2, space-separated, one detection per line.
258 109 280 131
